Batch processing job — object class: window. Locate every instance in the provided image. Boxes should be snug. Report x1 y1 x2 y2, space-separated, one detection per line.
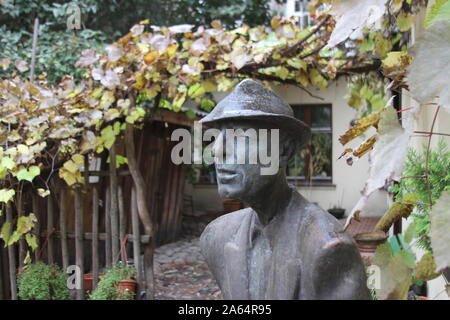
293 0 311 29
287 104 332 185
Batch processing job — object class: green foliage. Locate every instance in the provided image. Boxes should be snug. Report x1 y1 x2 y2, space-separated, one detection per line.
89 264 136 300
392 139 450 251
17 262 69 300
0 0 107 83
346 74 388 117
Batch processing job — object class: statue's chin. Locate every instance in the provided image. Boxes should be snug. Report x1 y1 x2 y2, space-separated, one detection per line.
218 184 242 201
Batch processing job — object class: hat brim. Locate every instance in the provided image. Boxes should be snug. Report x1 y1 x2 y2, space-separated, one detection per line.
199 111 311 149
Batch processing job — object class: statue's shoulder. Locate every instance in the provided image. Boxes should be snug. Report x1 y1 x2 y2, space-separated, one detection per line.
300 201 355 250
200 207 253 247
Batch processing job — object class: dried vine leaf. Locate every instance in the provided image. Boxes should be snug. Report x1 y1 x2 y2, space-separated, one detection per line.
353 135 377 158
429 190 450 271
344 106 412 231
326 0 388 48
375 194 418 232
413 252 441 282
375 203 413 232
339 112 381 145
407 21 450 113
366 105 410 195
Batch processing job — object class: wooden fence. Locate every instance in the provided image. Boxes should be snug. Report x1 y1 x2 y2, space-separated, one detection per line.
0 117 190 300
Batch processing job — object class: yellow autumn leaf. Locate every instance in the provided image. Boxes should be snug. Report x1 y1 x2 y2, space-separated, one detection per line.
353 135 377 158
339 111 382 145
144 50 159 65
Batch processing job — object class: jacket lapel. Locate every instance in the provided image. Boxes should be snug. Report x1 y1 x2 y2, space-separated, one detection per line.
223 211 255 299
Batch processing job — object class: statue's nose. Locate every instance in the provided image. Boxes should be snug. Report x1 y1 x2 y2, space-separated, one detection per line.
212 131 225 159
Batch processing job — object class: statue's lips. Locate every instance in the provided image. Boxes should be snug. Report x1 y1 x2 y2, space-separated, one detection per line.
216 168 238 182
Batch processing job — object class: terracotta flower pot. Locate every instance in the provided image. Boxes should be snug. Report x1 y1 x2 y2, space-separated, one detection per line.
223 200 243 213
354 231 388 265
118 279 137 296
84 273 104 293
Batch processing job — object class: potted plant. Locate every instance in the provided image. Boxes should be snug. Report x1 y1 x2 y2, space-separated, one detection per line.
327 206 346 219
353 231 388 265
83 273 105 293
89 263 136 300
17 262 69 300
327 189 346 219
223 199 244 213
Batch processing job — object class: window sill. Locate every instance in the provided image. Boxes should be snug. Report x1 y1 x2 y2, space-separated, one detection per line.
287 179 336 188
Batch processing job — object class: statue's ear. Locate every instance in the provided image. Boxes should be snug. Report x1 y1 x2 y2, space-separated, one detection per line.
279 139 298 167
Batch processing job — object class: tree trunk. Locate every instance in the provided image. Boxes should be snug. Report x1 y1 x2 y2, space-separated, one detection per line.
125 124 154 300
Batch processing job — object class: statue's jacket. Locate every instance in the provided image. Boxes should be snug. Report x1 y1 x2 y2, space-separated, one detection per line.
200 190 372 300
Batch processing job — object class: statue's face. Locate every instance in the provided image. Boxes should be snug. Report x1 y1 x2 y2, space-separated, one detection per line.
212 120 282 202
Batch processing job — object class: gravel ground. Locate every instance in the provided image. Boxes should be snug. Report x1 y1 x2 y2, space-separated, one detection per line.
154 236 222 300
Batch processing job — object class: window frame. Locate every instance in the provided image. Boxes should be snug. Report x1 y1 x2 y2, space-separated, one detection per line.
287 104 333 185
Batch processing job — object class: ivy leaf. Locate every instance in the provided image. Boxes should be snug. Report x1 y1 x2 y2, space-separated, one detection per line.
413 252 441 282
105 44 124 62
429 190 450 271
37 188 50 198
396 13 415 32
407 21 450 113
326 0 388 48
100 125 116 150
1 156 15 170
0 222 11 245
25 233 38 251
0 189 15 204
16 166 40 182
15 59 29 72
188 83 206 99
375 252 413 300
17 214 37 234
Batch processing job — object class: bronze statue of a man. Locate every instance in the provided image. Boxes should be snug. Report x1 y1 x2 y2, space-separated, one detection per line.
199 79 371 300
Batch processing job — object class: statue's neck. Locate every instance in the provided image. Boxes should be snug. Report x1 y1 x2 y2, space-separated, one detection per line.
248 177 293 227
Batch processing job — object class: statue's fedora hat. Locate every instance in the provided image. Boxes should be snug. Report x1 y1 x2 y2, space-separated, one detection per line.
199 79 311 149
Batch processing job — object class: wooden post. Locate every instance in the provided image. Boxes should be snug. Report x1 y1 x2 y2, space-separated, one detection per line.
0 213 4 300
74 187 85 299
29 18 39 82
118 185 126 262
6 205 17 300
125 123 154 300
32 194 40 262
104 186 112 268
17 199 25 268
109 145 120 263
60 188 69 271
47 195 54 265
92 186 99 290
131 188 142 293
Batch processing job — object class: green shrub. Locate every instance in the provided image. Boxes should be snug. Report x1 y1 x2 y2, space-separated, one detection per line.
17 262 69 300
392 139 450 251
89 264 136 300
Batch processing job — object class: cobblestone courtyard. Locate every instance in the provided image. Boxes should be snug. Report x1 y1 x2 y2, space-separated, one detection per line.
154 236 222 300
